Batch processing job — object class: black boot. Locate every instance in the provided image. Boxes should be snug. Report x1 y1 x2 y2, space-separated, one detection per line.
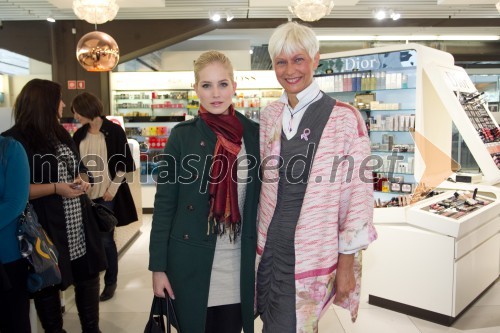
74 276 101 333
33 286 67 333
99 283 117 302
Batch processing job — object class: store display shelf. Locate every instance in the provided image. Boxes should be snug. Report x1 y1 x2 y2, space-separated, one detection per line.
153 107 187 110
117 107 151 110
123 116 185 123
325 87 416 94
375 171 414 176
407 191 500 238
362 109 416 112
375 190 414 195
372 150 415 154
373 206 407 223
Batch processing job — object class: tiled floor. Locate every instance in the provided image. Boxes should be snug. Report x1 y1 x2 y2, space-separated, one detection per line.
58 215 500 333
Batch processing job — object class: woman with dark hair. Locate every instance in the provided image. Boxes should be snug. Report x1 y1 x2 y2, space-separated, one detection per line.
2 79 107 333
0 135 31 333
72 92 137 302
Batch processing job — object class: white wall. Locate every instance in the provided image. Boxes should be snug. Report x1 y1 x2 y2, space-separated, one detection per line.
160 40 252 71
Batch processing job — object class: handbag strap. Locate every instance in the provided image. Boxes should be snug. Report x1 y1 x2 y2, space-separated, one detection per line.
149 296 167 332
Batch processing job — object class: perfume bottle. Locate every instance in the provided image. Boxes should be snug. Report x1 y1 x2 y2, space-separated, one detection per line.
380 71 386 90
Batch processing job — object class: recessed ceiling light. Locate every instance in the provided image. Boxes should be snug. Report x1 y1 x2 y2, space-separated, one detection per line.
47 16 56 22
375 10 386 20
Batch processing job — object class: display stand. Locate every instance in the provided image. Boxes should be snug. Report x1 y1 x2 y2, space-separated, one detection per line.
318 43 500 326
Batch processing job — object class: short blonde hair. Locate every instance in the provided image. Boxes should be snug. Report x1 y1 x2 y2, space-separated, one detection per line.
268 22 319 63
193 50 234 84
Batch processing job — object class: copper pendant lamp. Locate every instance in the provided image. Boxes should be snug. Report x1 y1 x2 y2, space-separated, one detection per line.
73 0 120 72
76 31 119 72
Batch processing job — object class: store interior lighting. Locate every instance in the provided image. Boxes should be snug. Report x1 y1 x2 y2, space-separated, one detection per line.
374 10 386 20
316 35 500 41
73 0 119 25
288 0 334 22
374 9 401 21
496 1 500 14
390 11 401 21
46 16 56 22
225 10 234 22
209 11 221 21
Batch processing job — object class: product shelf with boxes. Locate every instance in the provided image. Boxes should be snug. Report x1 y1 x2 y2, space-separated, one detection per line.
233 89 282 122
113 90 189 118
316 51 417 207
318 43 500 326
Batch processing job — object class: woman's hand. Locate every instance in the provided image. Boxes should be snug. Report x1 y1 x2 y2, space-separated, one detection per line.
72 176 91 193
55 183 86 198
152 271 175 299
103 190 114 202
334 253 355 304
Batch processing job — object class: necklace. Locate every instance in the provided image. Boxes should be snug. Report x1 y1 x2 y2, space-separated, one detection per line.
286 91 321 132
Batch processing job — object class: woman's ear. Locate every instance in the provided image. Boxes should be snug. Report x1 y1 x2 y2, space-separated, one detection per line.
313 52 320 70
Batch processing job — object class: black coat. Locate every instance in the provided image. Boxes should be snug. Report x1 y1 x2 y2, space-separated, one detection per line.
73 117 138 226
2 126 107 290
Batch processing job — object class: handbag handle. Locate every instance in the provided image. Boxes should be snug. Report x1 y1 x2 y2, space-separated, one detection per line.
148 291 180 333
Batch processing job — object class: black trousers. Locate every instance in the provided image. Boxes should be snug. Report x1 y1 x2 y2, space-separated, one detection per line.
0 259 31 333
204 303 242 333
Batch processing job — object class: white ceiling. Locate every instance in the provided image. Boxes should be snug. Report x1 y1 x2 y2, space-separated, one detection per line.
0 0 499 21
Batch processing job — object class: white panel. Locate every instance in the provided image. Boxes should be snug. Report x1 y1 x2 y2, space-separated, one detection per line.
453 234 500 315
455 217 499 259
364 225 455 315
249 0 360 7
48 0 164 9
141 184 156 209
161 50 251 71
437 0 498 4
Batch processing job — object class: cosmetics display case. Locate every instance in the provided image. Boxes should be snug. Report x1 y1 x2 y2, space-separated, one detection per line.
318 44 500 325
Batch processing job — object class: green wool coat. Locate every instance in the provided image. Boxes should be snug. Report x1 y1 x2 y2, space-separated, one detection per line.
149 113 260 333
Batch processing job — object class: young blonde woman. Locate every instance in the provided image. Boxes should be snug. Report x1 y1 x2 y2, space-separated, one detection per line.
149 50 260 333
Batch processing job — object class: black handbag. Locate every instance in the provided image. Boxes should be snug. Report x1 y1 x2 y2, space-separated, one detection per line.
84 195 118 232
144 295 180 333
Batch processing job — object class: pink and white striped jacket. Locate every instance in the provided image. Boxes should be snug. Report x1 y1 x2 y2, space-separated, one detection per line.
257 99 378 333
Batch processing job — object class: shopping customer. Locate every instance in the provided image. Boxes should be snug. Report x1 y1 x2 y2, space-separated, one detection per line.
0 135 31 333
149 50 260 333
2 78 107 333
72 92 137 302
256 22 378 332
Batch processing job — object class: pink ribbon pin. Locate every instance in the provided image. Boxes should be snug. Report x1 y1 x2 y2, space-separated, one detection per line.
301 128 311 141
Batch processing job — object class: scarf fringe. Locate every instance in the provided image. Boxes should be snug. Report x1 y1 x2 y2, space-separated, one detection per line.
206 216 241 243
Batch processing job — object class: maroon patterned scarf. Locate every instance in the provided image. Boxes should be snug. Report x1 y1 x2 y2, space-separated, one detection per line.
198 104 243 239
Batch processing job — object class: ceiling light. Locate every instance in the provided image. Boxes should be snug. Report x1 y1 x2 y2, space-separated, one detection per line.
73 0 119 25
226 10 234 21
496 1 500 13
249 49 254 55
209 10 221 21
288 0 334 22
374 10 386 20
390 12 401 20
76 31 119 72
46 16 56 23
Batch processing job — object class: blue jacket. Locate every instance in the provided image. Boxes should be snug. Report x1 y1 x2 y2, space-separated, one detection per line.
0 136 30 264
